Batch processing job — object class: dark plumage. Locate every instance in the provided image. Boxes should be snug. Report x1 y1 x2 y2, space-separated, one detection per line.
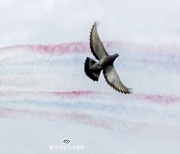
84 22 131 94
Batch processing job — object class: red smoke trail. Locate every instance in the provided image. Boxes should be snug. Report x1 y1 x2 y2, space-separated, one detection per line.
0 108 112 129
135 94 180 105
0 41 114 55
0 90 179 104
0 108 180 139
0 41 180 56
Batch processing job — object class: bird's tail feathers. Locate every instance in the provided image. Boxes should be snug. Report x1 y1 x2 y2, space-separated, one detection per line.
84 57 101 81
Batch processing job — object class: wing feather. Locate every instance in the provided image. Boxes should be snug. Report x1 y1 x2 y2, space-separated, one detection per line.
90 22 108 60
103 65 131 94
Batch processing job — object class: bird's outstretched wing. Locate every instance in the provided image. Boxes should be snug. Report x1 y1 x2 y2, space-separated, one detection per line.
103 65 131 94
90 22 109 60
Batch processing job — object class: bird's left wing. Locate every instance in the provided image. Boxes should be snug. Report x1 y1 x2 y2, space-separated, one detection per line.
103 65 131 94
90 22 109 60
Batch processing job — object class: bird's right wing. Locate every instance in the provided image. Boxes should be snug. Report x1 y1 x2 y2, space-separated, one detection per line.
103 65 131 94
90 22 109 60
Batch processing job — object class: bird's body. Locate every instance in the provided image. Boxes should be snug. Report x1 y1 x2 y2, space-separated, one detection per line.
84 22 131 94
89 54 118 70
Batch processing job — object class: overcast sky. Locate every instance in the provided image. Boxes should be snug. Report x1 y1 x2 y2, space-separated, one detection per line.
0 0 180 47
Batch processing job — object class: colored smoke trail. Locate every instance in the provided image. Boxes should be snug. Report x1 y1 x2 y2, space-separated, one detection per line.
135 94 180 105
0 108 180 140
0 90 179 105
1 42 179 75
0 42 180 141
1 41 180 56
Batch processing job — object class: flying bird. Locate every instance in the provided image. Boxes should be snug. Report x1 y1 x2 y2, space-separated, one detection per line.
84 22 131 94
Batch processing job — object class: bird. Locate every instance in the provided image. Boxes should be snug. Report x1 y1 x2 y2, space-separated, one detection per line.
84 22 131 94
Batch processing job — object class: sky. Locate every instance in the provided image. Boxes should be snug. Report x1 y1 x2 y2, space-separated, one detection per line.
0 0 180 47
0 1 180 154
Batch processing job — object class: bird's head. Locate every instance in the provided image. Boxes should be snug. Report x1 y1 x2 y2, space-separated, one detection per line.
111 53 119 60
114 53 119 58
109 53 119 64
